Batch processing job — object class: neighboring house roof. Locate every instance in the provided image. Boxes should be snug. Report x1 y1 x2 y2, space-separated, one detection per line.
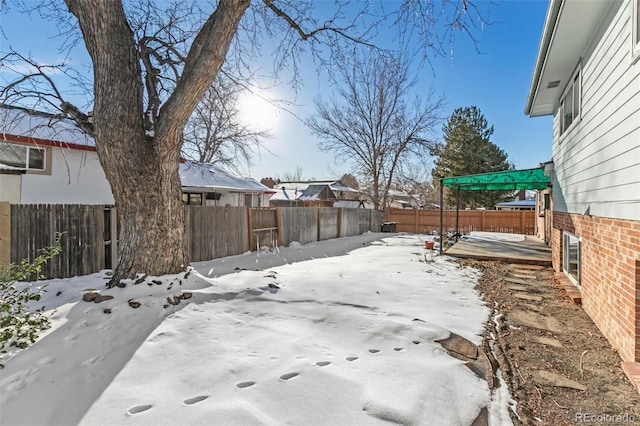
298 183 360 201
180 161 274 194
1 105 95 149
270 181 359 202
525 0 619 116
1 106 273 194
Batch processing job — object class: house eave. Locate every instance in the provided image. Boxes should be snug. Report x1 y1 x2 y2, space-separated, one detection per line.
525 0 621 117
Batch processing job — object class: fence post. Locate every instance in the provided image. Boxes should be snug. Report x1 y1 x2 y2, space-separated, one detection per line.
414 209 419 233
481 211 486 232
521 210 526 234
0 202 10 266
275 207 282 247
317 206 321 241
337 208 342 238
247 207 254 251
110 207 118 268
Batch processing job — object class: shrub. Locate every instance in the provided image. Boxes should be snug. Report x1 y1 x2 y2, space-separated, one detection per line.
0 239 61 367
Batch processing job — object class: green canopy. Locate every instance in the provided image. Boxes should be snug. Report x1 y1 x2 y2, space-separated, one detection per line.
441 167 550 191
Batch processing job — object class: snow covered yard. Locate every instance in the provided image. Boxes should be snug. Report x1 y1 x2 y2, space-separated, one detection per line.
1 233 513 425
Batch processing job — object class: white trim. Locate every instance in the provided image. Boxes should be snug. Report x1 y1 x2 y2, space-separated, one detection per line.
633 0 640 63
0 142 47 172
558 64 582 139
562 231 581 287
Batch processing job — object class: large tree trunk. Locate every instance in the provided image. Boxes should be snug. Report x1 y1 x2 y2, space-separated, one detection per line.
66 0 250 283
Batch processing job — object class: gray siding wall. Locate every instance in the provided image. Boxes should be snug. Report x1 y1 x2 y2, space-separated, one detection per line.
552 0 640 221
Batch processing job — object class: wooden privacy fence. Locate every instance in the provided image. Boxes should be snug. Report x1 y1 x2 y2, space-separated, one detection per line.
386 208 535 235
1 202 385 279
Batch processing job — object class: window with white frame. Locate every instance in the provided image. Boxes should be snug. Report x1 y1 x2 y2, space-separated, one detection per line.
562 231 581 286
0 143 46 171
633 0 640 58
560 70 581 135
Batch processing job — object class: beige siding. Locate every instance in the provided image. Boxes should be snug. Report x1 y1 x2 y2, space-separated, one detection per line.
552 0 640 221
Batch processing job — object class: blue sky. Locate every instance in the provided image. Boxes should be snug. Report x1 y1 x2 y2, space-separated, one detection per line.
0 0 553 181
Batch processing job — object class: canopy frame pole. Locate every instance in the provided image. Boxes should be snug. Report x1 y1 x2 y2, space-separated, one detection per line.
455 186 460 242
439 179 444 254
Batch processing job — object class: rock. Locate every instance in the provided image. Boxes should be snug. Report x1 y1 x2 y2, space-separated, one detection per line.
268 283 280 289
511 273 537 280
533 370 587 391
471 407 489 426
532 336 563 348
509 310 562 332
182 292 192 299
94 295 114 303
82 292 99 302
134 274 147 285
152 280 163 285
507 285 529 292
128 300 141 309
505 277 531 285
509 264 545 270
103 308 112 314
513 293 543 302
436 332 479 360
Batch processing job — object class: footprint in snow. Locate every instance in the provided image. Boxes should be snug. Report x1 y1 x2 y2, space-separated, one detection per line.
346 356 359 362
280 372 299 381
38 356 56 366
127 405 152 415
81 355 106 366
237 381 255 389
368 349 380 354
183 395 209 405
316 361 331 367
394 347 404 352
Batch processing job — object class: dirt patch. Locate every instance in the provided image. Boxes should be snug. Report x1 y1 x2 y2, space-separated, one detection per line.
465 259 640 425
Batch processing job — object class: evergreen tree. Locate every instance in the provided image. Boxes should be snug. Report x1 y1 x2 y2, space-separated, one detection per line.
432 106 513 208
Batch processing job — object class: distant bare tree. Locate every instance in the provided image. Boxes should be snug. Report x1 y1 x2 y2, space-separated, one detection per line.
394 165 439 209
340 173 359 189
307 54 444 209
182 71 270 173
279 166 307 182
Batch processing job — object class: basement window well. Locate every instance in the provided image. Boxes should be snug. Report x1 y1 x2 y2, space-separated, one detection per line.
563 231 581 286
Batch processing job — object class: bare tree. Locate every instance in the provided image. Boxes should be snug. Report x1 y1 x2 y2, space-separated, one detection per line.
182 71 270 173
278 166 307 182
340 173 359 189
394 164 439 209
307 54 444 209
1 0 488 283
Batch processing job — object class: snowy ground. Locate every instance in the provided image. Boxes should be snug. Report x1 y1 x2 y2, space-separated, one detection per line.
0 233 514 425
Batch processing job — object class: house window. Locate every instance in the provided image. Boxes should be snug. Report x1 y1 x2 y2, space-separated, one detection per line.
182 192 202 205
562 231 581 286
0 143 46 171
560 70 581 135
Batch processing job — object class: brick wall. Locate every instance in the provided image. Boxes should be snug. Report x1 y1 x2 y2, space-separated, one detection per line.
552 211 640 363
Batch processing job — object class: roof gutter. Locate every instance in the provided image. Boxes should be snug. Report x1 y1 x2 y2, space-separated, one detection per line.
524 0 564 116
